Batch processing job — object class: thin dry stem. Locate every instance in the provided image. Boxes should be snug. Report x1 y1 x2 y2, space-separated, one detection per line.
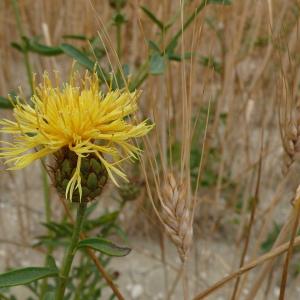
279 186 300 299
193 232 300 300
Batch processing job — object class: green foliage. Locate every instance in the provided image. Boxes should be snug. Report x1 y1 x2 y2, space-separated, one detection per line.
235 196 256 214
113 12 127 26
0 96 14 109
149 52 166 75
11 37 63 56
1 0 238 298
207 0 232 4
78 238 131 257
141 6 166 32
59 44 108 82
0 267 58 288
261 223 282 253
35 209 123 250
255 36 270 47
200 56 222 73
62 34 88 41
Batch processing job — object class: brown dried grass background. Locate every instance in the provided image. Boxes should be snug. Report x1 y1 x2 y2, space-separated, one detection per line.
1 0 300 299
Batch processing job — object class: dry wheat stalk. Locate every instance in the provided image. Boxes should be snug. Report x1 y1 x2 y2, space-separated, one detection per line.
159 172 193 262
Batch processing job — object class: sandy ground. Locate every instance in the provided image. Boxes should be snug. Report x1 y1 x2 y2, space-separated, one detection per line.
0 148 300 299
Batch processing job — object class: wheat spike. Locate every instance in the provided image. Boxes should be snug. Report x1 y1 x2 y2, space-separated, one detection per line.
282 105 300 174
159 173 193 262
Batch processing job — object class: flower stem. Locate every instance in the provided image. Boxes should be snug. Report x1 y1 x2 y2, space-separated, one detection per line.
55 202 87 300
40 166 53 298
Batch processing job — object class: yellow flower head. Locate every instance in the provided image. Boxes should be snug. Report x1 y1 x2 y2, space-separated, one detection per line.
0 71 153 201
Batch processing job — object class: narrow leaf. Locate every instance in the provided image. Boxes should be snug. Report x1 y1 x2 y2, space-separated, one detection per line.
60 44 95 71
28 42 63 56
62 34 88 40
0 96 13 109
200 55 222 73
11 42 25 53
141 6 164 31
0 267 58 288
149 53 165 75
148 40 161 53
78 238 131 257
46 255 57 270
207 0 232 4
168 52 192 62
60 44 109 82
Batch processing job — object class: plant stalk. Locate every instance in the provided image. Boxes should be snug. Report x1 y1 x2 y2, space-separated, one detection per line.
11 0 34 94
55 202 87 300
165 0 207 53
279 201 300 300
40 166 53 298
58 195 126 300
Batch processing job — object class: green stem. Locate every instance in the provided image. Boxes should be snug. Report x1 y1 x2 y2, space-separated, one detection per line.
0 293 11 300
11 0 34 94
165 0 208 53
128 61 149 91
73 256 88 300
55 203 87 300
40 166 53 298
129 1 207 91
42 167 52 228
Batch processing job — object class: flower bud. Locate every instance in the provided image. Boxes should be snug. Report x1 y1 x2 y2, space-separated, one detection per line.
53 148 108 202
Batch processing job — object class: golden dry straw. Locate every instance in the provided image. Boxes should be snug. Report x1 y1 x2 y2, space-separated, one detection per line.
159 172 193 262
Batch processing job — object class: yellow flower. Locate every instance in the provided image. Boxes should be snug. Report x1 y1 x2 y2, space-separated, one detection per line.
0 71 153 201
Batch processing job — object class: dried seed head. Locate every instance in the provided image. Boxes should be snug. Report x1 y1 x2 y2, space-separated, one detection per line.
118 181 141 202
160 173 193 262
52 148 108 202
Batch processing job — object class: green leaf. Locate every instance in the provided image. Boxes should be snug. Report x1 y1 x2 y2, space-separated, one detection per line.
148 40 161 53
207 0 232 4
28 42 63 56
11 41 26 53
168 52 192 62
96 211 119 225
33 236 68 248
20 37 62 56
46 255 57 270
62 34 88 40
0 96 13 109
41 221 72 237
261 223 282 253
77 238 131 257
141 6 165 31
149 53 165 75
200 55 222 73
60 44 109 82
60 44 96 71
0 267 58 288
165 38 178 55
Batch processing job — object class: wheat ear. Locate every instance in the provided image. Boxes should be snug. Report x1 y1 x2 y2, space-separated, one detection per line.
282 105 300 173
159 173 193 262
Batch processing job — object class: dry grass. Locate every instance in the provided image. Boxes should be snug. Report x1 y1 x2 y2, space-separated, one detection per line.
1 0 300 299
